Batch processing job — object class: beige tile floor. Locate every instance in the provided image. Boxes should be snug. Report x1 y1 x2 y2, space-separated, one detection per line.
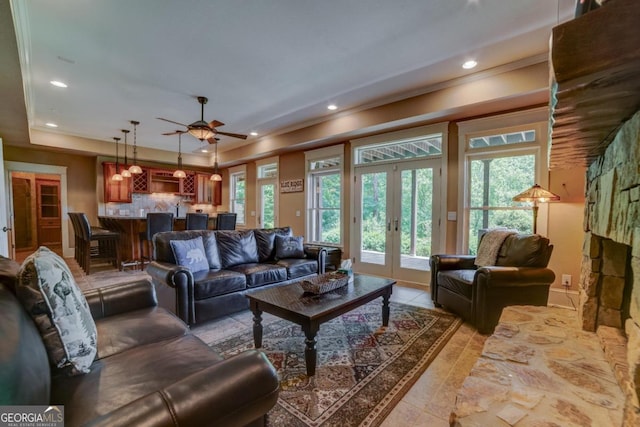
189 282 488 427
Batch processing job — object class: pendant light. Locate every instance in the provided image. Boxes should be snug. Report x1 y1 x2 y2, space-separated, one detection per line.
120 129 132 178
111 137 123 181
173 131 187 178
210 138 222 181
128 120 143 174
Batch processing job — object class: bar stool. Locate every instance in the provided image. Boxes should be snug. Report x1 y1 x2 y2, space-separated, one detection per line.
68 213 84 265
215 213 237 230
185 212 209 230
139 212 174 265
70 212 121 274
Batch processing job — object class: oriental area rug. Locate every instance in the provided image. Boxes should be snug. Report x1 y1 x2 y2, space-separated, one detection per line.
208 301 461 427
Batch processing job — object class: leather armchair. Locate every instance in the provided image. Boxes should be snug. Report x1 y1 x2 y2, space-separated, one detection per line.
430 233 555 334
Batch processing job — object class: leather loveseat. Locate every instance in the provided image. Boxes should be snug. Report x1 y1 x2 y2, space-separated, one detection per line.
147 227 326 325
430 233 555 334
0 255 279 427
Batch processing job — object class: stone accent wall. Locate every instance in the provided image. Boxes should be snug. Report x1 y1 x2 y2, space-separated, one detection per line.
580 109 640 424
581 236 630 330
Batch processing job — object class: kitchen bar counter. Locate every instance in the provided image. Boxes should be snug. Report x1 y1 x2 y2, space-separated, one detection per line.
98 215 217 267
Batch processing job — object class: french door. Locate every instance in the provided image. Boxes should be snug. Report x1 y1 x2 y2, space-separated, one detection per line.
353 159 440 284
257 179 277 228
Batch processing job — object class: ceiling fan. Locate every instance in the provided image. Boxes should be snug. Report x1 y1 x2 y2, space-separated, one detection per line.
157 96 248 142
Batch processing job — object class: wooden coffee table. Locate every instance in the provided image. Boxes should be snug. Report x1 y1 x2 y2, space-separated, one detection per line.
246 274 395 376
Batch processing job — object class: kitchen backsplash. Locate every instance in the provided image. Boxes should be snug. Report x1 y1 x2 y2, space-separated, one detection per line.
102 193 217 217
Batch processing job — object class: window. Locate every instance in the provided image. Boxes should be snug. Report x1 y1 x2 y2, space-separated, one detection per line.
305 145 343 246
458 108 549 254
256 157 278 228
354 134 442 165
229 165 246 225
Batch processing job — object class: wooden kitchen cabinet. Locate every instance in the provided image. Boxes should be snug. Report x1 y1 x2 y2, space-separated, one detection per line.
195 173 222 205
132 167 150 193
148 169 195 196
103 162 132 203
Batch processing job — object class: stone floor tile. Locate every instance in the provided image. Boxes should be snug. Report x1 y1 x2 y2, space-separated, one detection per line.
379 400 422 426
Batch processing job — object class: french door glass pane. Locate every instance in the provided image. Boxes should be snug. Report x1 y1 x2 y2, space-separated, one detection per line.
360 171 387 265
261 184 275 228
400 168 432 271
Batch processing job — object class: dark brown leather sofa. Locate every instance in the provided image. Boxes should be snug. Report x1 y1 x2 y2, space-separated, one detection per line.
147 227 326 325
0 255 279 427
430 233 555 334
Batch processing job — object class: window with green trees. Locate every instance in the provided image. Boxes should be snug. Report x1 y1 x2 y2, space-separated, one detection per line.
468 153 534 253
306 147 343 246
230 169 245 225
459 108 548 255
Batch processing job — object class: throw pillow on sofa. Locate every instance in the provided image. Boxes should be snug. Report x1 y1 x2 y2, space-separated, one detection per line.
275 235 305 259
254 227 292 261
170 236 210 273
16 246 97 375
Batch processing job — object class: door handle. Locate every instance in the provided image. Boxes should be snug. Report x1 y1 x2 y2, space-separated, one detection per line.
2 227 11 232
394 218 398 231
387 221 391 232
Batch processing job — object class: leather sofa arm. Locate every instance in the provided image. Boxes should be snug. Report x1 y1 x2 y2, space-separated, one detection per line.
146 261 193 289
84 279 157 320
146 261 195 325
85 350 279 427
430 254 477 302
474 266 556 288
303 245 328 275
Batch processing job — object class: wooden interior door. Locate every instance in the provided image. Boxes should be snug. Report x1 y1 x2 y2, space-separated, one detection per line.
36 179 62 251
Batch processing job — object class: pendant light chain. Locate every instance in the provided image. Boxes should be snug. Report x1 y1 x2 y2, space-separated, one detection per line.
210 137 222 181
172 131 186 178
129 120 142 174
121 129 131 177
111 137 123 181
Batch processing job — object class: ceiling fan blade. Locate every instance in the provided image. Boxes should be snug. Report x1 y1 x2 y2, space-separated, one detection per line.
157 117 188 127
206 137 219 144
216 131 248 140
208 120 225 128
162 130 187 136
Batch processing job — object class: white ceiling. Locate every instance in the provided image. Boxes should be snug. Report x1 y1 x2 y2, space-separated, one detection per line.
10 0 575 156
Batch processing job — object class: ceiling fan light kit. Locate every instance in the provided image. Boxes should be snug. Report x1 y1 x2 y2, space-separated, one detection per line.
128 120 143 174
158 96 248 144
111 136 123 182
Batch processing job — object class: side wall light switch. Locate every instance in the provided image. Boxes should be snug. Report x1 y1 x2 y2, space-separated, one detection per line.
296 210 301 217
447 211 457 221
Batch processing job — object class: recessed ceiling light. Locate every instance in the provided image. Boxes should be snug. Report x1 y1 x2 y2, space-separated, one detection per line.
462 60 478 70
45 122 58 128
250 131 258 136
327 104 338 111
50 80 68 88
200 148 209 153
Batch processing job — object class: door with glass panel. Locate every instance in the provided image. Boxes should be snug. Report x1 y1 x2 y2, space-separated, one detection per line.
354 159 440 283
258 180 277 228
257 162 278 228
